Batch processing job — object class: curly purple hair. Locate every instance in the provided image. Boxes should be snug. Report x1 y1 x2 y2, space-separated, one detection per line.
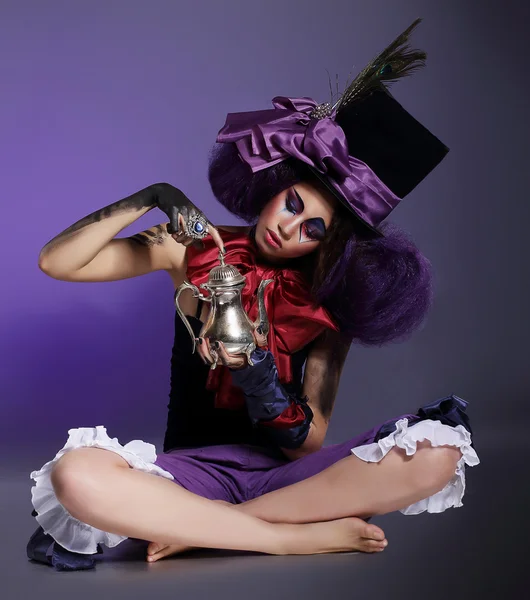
207 142 434 346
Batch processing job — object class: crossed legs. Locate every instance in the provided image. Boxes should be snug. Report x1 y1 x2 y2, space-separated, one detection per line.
49 440 461 559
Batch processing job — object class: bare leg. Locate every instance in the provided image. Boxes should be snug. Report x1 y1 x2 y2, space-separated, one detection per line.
146 441 460 561
146 501 385 561
236 441 462 523
50 448 385 557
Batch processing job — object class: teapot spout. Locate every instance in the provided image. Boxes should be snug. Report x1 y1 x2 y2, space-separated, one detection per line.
253 279 274 335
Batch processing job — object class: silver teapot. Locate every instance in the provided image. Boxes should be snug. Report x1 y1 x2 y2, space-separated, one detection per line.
175 250 273 368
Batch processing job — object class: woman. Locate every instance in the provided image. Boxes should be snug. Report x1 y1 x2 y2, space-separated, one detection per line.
27 20 479 571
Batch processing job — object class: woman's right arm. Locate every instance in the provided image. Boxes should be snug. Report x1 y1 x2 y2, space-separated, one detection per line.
38 183 218 282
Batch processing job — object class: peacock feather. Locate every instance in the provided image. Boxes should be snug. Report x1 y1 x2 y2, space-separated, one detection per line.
331 18 426 115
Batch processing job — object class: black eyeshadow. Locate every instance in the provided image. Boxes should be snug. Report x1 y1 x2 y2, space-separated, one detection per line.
293 187 305 211
306 218 326 239
291 187 327 240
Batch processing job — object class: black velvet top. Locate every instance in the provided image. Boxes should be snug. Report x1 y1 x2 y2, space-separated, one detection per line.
163 302 311 452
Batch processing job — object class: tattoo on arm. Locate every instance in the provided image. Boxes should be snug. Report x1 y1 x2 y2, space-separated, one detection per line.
128 224 170 247
41 184 164 254
303 329 351 423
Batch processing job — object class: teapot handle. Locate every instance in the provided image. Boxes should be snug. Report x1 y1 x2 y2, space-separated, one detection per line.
174 280 212 354
252 278 274 336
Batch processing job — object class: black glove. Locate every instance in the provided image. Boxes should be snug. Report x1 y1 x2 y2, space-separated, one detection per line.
150 183 223 250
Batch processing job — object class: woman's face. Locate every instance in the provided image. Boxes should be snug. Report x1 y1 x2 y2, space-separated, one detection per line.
254 181 336 263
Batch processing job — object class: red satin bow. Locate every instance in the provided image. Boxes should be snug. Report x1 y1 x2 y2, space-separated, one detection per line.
185 229 339 410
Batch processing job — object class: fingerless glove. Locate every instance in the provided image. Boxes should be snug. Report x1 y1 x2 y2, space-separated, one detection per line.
229 348 313 449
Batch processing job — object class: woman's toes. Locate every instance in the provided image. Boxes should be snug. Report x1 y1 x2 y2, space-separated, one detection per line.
364 539 381 551
147 542 160 555
147 547 169 562
146 542 172 559
146 542 192 562
366 538 388 552
363 523 385 541
147 548 166 562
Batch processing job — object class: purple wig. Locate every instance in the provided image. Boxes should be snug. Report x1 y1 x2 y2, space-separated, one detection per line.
207 142 434 346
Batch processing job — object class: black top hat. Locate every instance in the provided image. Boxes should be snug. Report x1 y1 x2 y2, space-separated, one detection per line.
305 86 449 236
301 18 450 237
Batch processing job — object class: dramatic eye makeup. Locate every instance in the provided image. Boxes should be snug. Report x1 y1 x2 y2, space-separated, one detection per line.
284 187 327 243
285 189 302 214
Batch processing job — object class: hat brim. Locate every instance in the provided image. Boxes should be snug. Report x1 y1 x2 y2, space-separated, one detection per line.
304 164 384 238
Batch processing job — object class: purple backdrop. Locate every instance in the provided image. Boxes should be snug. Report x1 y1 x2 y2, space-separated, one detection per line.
1 0 528 469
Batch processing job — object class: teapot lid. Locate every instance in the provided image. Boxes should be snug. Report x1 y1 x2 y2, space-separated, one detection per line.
206 252 246 287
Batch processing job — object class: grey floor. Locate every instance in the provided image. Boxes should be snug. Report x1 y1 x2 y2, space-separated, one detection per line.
2 433 525 600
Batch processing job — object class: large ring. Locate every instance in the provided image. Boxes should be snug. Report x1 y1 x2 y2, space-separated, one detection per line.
209 347 219 370
186 213 209 240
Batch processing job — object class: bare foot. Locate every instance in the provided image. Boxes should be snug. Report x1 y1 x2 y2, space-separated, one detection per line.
283 516 388 555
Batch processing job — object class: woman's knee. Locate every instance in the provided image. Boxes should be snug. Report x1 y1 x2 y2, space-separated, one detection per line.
50 447 129 505
412 442 462 493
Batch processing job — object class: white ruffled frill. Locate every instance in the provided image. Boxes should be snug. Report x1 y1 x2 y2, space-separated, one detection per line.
351 418 480 515
29 426 174 554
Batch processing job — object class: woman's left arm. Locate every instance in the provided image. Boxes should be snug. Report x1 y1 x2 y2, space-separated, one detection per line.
281 328 351 461
227 327 351 461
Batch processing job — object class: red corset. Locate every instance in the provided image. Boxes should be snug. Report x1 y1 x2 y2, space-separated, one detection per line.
185 229 338 410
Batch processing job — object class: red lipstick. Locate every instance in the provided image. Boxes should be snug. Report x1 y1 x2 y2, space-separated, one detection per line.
265 229 282 248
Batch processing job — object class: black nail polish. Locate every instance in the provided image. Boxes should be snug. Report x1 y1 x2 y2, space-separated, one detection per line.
197 337 203 345
256 326 263 335
223 246 227 254
214 340 220 349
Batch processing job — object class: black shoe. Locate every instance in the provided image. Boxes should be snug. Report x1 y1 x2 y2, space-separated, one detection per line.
26 524 54 566
27 511 101 571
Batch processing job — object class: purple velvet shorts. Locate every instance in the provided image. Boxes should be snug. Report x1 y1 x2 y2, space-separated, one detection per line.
153 416 414 504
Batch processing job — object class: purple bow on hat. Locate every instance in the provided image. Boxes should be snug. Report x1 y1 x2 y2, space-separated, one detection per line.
216 96 401 229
